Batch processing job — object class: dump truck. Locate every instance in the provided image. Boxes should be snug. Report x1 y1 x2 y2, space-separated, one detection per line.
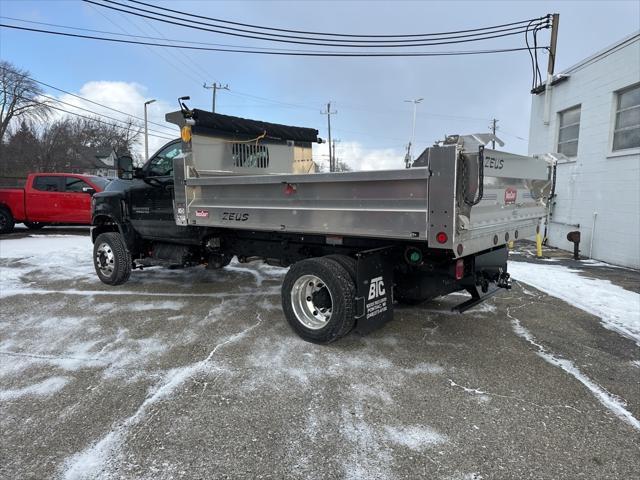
91 107 551 343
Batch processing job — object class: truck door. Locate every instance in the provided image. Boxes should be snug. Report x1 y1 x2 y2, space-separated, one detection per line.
129 140 188 240
62 176 94 223
28 176 66 222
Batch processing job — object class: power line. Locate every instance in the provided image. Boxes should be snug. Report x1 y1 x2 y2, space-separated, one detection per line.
0 24 548 57
0 65 175 134
100 0 549 44
11 93 174 141
86 3 205 87
2 76 173 138
0 16 468 55
32 89 174 139
128 0 548 40
85 1 549 49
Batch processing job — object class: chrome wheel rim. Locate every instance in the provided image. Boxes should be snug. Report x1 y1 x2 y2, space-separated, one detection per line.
291 274 333 330
95 242 115 277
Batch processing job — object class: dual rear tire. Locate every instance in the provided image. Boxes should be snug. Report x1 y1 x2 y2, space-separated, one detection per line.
281 256 357 344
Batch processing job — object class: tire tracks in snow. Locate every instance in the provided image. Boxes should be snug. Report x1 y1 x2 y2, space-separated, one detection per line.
60 313 264 480
506 294 640 432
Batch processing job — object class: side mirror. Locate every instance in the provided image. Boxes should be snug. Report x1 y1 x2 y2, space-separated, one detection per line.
116 155 134 180
82 186 96 195
133 167 144 179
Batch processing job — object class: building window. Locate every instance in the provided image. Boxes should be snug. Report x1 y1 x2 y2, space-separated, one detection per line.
557 105 581 157
613 84 640 151
232 143 269 168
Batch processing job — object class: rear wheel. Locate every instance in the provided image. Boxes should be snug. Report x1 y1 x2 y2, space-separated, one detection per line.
324 254 356 281
24 221 46 230
93 232 132 285
281 257 356 344
0 208 15 234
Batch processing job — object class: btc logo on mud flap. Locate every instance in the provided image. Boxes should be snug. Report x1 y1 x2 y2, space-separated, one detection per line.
368 276 386 300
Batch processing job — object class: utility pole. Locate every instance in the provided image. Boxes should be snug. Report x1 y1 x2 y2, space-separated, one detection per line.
543 13 560 125
143 99 156 161
321 102 337 171
332 139 340 171
203 82 229 113
403 98 423 168
489 118 499 149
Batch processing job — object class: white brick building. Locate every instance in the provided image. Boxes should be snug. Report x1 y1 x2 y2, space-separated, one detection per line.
528 32 640 268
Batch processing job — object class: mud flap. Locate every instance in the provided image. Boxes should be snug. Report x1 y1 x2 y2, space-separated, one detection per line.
354 248 394 334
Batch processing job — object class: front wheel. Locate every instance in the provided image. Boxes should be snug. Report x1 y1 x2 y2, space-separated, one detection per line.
93 232 132 285
281 257 356 344
24 221 46 230
0 208 15 234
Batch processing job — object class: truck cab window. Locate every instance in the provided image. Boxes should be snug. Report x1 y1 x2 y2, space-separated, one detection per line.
148 142 182 177
65 177 91 193
33 176 63 192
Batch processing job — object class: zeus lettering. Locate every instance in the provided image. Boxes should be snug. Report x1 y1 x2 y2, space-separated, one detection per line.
222 212 249 221
484 156 504 169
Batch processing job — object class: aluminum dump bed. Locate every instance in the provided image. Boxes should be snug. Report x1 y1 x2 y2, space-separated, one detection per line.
171 116 551 258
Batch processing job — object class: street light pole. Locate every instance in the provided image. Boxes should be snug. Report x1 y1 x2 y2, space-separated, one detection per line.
144 99 156 161
404 98 423 168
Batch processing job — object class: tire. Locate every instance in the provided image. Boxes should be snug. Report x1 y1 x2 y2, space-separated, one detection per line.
324 254 356 282
281 257 356 344
0 208 15 234
24 221 46 230
93 232 132 285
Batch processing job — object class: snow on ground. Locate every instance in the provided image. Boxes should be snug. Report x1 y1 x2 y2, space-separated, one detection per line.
0 375 69 401
509 311 640 432
509 262 640 345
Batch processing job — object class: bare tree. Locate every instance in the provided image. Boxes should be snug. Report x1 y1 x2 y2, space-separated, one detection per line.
0 61 51 141
3 115 142 177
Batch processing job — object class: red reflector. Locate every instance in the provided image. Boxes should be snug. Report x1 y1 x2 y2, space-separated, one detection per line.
455 259 464 280
284 183 297 195
436 231 448 244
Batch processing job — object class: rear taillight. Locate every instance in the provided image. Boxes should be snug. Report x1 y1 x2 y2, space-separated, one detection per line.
436 231 448 244
455 258 464 280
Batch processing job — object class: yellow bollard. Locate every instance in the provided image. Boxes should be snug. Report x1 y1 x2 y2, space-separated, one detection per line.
535 232 543 258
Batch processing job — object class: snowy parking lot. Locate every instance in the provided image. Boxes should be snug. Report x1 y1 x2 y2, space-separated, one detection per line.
1 229 639 480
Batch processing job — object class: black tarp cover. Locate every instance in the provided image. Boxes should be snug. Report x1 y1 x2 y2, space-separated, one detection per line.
190 109 320 143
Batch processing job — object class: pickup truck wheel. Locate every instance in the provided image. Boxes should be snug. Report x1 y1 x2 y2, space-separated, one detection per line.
0 208 15 234
24 221 45 230
93 232 132 285
282 257 356 344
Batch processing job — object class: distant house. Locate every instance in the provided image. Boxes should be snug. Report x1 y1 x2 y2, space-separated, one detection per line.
528 32 640 268
69 147 122 177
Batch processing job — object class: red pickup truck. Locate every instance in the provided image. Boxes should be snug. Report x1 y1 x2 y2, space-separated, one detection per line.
0 173 109 234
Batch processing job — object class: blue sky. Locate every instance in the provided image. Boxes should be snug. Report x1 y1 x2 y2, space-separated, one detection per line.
1 0 639 168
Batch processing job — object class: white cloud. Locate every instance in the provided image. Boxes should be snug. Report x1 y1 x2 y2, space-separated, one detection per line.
313 140 405 172
54 81 177 159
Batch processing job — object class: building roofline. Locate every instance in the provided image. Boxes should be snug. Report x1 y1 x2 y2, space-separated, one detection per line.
560 31 640 75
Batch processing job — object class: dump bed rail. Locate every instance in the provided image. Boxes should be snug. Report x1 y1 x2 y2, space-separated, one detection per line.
172 124 550 258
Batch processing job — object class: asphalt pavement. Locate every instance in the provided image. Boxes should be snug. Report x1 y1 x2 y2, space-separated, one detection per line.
1 229 638 480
